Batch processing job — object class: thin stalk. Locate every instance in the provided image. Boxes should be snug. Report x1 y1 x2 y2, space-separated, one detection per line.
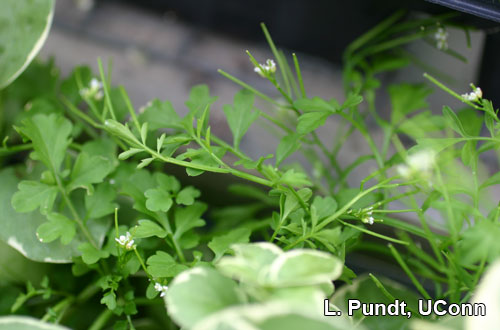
388 243 432 300
41 296 74 322
316 176 398 232
159 211 186 263
88 308 113 330
54 175 97 248
143 144 273 187
97 58 117 121
337 219 408 245
261 23 292 96
292 53 307 98
120 85 141 132
133 247 150 276
424 73 483 111
218 69 282 107
0 143 33 156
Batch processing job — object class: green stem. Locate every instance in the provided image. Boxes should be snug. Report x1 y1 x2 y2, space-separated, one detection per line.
143 145 273 187
88 308 114 330
98 58 117 121
133 247 150 276
41 297 74 322
218 69 283 107
388 243 432 300
55 175 97 248
423 73 483 111
292 53 307 98
0 143 33 156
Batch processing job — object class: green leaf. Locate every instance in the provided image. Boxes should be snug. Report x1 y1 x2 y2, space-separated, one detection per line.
176 186 201 205
138 99 182 130
341 93 364 109
208 228 251 262
282 188 312 222
15 114 72 173
81 137 117 165
311 196 338 220
442 106 467 136
459 220 500 265
1 168 80 263
234 154 273 170
216 242 282 284
36 213 76 245
293 97 337 113
389 83 431 124
146 251 188 278
185 85 218 116
166 267 244 329
140 122 148 144
457 108 483 136
118 148 143 160
481 172 500 190
371 54 410 73
104 119 141 147
67 152 113 194
190 303 351 330
156 173 181 194
137 157 154 169
0 0 55 88
85 183 117 219
144 188 173 213
133 220 167 239
223 89 260 148
276 134 301 166
0 316 69 330
277 169 312 187
461 140 476 168
268 250 343 287
178 147 226 177
296 111 330 135
174 202 207 239
101 291 116 310
332 274 421 329
11 180 58 214
78 243 109 265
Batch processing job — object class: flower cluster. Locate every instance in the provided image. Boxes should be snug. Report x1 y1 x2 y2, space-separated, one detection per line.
80 78 104 101
115 232 135 250
434 27 449 51
461 86 483 102
397 149 436 180
347 207 375 225
254 59 276 78
154 282 169 297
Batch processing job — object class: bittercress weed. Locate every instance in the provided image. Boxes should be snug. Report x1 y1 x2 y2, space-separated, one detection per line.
1 10 500 330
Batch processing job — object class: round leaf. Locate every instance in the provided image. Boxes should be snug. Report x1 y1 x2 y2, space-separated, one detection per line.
166 267 245 328
0 316 69 329
268 250 342 287
0 0 55 88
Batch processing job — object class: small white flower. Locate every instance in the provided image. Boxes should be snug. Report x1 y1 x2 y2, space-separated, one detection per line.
434 27 449 50
154 282 169 297
254 59 276 78
115 232 135 250
474 87 483 99
361 215 374 225
367 216 374 225
461 86 483 102
80 78 104 101
397 150 436 180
